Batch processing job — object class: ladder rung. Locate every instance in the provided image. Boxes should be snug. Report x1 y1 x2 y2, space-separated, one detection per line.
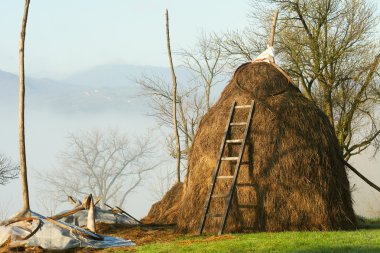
212 194 229 198
226 139 243 144
235 105 251 109
230 122 247 126
207 214 224 218
221 157 239 161
217 176 234 179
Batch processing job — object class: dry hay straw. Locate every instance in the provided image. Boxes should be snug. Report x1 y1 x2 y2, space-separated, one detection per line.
142 182 183 225
144 62 357 234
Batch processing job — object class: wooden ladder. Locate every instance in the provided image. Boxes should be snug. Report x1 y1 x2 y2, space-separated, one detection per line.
199 100 256 235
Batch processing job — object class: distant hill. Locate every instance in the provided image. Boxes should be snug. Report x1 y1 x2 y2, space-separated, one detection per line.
1 69 73 103
64 64 172 88
0 64 187 115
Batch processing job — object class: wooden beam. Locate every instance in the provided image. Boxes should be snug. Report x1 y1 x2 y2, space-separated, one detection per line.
343 160 380 193
269 10 279 47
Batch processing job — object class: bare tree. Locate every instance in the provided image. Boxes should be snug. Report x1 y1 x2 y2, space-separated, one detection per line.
165 9 181 183
0 154 19 185
137 75 207 161
215 0 380 160
178 33 227 109
41 129 159 208
18 0 31 214
137 35 226 170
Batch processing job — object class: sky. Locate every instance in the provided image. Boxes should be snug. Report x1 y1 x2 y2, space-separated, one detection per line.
0 0 380 219
0 0 248 78
0 0 251 218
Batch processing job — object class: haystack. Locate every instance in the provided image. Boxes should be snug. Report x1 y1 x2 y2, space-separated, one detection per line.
144 61 356 234
141 182 183 225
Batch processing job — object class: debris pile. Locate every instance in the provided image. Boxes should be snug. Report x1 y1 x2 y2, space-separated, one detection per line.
0 195 136 250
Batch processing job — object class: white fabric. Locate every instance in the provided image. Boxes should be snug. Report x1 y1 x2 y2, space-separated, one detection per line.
61 207 138 227
0 212 135 250
0 226 12 246
253 46 275 63
24 222 80 250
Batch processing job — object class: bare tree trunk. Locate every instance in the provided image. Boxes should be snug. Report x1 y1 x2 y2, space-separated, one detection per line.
178 97 190 154
165 9 181 183
206 82 211 110
19 0 31 213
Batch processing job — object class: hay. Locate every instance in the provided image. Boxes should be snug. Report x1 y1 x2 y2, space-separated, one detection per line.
146 62 357 234
142 182 183 225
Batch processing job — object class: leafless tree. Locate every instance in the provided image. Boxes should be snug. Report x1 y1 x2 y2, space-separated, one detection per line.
41 129 159 208
137 35 227 173
215 0 380 160
178 33 227 109
165 9 181 183
18 0 31 215
0 154 19 185
137 75 207 161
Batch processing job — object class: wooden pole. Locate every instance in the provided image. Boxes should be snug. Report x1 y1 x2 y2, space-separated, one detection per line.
165 9 181 183
87 195 96 233
343 160 380 193
19 0 31 214
269 10 279 47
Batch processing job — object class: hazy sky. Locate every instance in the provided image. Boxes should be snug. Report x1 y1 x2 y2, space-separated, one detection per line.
0 0 251 218
0 0 248 78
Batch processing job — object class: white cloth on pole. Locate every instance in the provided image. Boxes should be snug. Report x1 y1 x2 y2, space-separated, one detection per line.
253 46 275 63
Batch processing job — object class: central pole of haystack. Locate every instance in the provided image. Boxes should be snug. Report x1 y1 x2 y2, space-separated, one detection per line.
269 10 279 47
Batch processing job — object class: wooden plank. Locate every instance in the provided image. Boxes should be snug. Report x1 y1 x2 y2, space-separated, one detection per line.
343 160 380 193
115 206 142 224
230 122 246 126
235 105 251 109
212 194 229 198
221 157 239 161
226 139 243 144
217 176 234 179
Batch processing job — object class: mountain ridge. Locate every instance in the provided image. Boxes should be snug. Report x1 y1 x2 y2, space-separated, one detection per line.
0 64 178 114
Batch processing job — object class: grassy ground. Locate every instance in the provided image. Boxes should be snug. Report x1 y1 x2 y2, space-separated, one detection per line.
100 217 380 253
127 229 380 253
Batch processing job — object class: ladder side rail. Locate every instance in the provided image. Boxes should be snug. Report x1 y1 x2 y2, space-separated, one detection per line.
219 100 256 235
198 101 236 234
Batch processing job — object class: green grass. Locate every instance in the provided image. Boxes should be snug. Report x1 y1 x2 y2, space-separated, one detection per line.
103 218 380 253
131 229 380 253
